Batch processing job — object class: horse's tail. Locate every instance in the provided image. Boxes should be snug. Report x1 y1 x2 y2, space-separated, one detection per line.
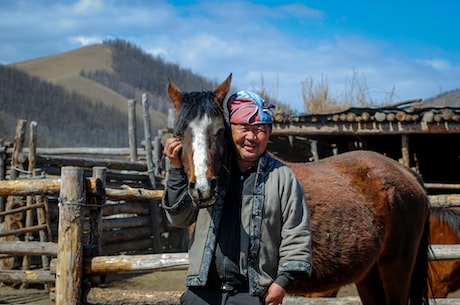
409 208 432 305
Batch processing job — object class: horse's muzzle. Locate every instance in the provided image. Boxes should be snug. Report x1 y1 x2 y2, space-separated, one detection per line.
188 178 219 208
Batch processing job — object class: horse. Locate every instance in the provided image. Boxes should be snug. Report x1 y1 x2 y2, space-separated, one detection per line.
428 206 460 297
166 74 431 305
305 206 460 298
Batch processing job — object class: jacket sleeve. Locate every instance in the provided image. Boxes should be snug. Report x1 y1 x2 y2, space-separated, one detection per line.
161 168 199 228
277 168 313 278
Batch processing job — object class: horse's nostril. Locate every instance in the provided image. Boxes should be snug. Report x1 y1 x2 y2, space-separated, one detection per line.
189 181 196 190
210 178 218 191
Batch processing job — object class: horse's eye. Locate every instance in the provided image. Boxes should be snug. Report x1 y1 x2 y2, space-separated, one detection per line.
215 128 225 138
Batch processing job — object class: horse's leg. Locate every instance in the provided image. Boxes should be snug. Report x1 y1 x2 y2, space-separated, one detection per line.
355 264 386 305
378 261 414 305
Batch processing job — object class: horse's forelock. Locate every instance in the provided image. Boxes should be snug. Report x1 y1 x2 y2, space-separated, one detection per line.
175 91 223 133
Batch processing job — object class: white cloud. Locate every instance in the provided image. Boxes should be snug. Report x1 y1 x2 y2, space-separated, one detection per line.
73 0 103 12
70 36 103 46
416 58 452 71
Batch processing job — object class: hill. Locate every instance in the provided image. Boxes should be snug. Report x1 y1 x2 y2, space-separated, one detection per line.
0 65 132 147
1 39 218 147
421 89 460 108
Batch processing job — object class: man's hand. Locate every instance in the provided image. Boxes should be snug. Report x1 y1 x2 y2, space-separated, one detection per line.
163 137 183 168
265 282 286 305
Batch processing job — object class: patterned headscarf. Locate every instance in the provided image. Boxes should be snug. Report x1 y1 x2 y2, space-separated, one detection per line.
227 90 275 125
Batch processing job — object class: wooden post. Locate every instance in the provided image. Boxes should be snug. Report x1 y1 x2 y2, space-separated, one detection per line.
55 167 85 305
128 99 138 162
88 167 106 285
142 93 156 189
142 94 162 252
153 135 161 176
36 195 51 270
11 119 27 179
28 121 38 178
90 167 106 256
401 134 410 167
21 121 38 288
310 139 319 161
0 138 5 222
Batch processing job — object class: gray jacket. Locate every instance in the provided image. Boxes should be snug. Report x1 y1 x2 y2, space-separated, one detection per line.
162 152 312 296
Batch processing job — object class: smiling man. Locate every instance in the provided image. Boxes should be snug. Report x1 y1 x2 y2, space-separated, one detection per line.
162 90 312 305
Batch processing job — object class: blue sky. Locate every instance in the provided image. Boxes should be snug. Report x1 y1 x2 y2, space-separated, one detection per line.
1 0 459 111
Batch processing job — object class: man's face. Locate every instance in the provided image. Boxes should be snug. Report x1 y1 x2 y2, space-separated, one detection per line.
230 124 272 165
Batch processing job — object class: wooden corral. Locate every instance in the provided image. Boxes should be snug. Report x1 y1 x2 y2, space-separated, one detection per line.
0 97 185 294
1 99 460 304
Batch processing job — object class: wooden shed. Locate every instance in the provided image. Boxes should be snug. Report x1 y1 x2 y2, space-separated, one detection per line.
269 104 460 194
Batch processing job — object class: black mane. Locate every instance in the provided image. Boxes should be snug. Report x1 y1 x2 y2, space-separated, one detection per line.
431 206 460 237
174 91 224 134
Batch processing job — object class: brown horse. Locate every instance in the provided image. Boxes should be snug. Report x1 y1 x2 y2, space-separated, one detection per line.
308 206 460 298
166 74 431 305
428 206 460 297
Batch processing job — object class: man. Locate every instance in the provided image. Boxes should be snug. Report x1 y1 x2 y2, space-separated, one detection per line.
162 90 312 305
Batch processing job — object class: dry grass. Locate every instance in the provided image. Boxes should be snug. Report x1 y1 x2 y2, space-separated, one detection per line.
301 71 398 114
10 43 166 123
12 44 114 79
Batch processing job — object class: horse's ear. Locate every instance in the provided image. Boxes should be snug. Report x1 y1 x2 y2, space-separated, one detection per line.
167 79 183 115
214 73 232 107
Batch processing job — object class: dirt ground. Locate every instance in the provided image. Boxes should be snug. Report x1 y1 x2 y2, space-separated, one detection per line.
1 271 459 304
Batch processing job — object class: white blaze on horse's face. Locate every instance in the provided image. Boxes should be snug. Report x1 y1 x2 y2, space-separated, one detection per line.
189 114 211 192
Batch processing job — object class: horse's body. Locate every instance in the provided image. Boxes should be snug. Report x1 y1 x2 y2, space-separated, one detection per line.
166 74 431 305
286 151 430 305
307 206 460 298
429 207 460 297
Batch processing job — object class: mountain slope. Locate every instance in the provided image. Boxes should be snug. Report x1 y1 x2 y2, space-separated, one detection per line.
11 44 113 79
0 64 131 147
10 44 132 115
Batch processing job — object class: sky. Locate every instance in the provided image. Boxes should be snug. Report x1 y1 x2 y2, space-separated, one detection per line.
1 0 459 112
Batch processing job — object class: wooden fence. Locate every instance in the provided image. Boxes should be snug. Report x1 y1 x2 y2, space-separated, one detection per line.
0 166 459 304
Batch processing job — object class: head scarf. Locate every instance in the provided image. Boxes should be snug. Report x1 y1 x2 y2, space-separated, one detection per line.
227 90 275 125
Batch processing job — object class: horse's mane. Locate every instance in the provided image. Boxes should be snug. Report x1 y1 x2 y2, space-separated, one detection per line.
431 206 460 237
174 91 224 134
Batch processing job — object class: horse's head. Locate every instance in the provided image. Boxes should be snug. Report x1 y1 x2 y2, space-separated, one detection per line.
167 73 232 208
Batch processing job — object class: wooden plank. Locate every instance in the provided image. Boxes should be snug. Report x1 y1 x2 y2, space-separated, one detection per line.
0 241 57 256
9 147 146 156
0 224 48 237
0 179 60 196
0 269 55 284
429 194 460 207
425 183 460 190
104 186 163 201
36 154 147 171
430 244 460 261
0 201 44 217
84 253 189 274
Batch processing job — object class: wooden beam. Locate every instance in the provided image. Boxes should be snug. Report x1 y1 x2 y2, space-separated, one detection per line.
0 179 60 196
0 241 57 256
0 269 55 284
84 253 189 274
55 167 85 305
429 244 460 261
